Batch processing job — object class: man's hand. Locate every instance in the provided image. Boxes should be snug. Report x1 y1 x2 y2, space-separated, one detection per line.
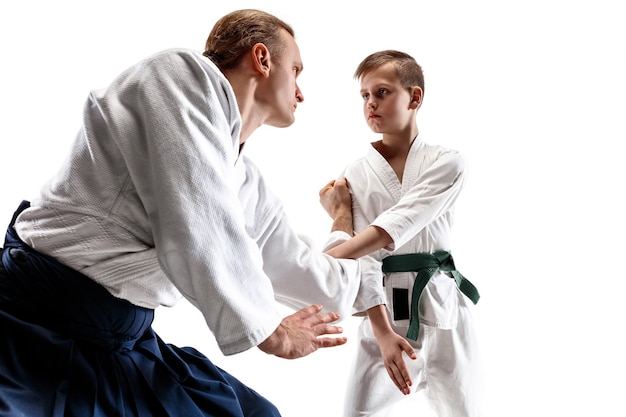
257 304 346 359
319 179 353 234
319 179 351 219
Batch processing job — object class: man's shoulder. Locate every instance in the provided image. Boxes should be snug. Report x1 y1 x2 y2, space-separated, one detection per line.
143 47 200 61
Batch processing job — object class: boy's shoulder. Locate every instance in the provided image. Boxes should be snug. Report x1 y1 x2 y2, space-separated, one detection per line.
418 138 463 159
419 136 459 152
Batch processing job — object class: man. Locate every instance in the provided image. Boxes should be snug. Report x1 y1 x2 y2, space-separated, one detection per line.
0 9 358 417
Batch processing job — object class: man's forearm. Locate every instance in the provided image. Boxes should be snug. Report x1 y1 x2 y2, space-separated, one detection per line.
330 208 353 234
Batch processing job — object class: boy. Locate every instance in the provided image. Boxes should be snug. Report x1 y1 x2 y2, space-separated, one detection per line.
321 50 481 416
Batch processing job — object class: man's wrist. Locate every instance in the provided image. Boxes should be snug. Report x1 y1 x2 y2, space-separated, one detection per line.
258 324 285 356
331 209 353 234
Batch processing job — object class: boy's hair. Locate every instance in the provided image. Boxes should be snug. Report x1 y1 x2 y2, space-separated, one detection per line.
354 50 425 94
204 9 295 72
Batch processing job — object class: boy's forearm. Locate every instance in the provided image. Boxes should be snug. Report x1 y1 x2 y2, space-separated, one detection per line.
326 225 393 259
366 304 393 339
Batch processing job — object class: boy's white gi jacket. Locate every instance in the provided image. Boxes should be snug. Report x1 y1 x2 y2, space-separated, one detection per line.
14 49 359 356
342 136 466 329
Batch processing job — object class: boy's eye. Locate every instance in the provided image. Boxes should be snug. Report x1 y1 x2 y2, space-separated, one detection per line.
379 88 388 95
362 93 370 100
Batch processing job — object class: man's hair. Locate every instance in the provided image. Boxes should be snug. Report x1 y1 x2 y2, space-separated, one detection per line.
354 50 425 94
204 9 295 72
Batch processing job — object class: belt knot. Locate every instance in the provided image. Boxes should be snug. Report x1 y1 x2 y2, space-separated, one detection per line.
381 251 479 341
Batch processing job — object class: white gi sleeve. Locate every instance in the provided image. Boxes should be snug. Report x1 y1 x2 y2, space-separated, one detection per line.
256 214 360 321
346 173 386 315
92 50 282 355
237 163 358 319
372 150 466 251
234 156 360 320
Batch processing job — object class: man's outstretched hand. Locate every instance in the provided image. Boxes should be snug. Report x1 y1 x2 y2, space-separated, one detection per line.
258 304 346 359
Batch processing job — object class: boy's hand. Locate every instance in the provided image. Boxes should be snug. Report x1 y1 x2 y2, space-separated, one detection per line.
378 330 417 395
367 304 417 395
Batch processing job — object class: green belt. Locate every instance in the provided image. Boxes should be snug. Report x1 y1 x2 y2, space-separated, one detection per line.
382 250 480 341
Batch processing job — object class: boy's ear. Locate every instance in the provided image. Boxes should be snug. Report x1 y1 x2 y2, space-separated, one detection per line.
251 43 271 77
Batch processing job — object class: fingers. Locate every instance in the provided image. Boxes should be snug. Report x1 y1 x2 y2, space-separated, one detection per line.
289 304 345 340
327 179 348 196
317 336 347 348
383 339 417 395
311 311 342 327
262 305 346 359
319 180 336 196
293 304 341 326
319 179 349 196
299 306 346 348
386 358 413 396
314 324 347 350
396 341 416 393
403 343 417 360
292 303 324 319
335 178 349 189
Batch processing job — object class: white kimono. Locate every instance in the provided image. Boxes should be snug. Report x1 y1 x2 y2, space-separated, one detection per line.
13 49 359 356
341 136 481 417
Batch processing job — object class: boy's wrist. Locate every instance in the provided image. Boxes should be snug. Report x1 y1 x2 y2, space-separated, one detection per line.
367 304 394 337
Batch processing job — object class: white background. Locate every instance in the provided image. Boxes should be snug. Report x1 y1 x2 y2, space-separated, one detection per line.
1 1 625 416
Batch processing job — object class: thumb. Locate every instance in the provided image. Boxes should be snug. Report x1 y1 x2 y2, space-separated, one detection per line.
402 341 417 360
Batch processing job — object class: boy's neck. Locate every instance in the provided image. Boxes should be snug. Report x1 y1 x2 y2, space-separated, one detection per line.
373 132 419 183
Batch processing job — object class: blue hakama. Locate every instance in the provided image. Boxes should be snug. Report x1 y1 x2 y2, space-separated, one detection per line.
0 201 280 417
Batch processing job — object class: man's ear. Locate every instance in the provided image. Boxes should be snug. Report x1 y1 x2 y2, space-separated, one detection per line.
410 86 424 109
251 43 271 77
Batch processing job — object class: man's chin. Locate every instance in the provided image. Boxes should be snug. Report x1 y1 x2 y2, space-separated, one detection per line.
268 116 295 129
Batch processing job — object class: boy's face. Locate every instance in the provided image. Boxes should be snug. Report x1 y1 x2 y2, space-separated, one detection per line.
359 63 416 135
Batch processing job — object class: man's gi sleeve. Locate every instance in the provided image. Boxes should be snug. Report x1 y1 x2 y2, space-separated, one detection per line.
257 212 361 321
